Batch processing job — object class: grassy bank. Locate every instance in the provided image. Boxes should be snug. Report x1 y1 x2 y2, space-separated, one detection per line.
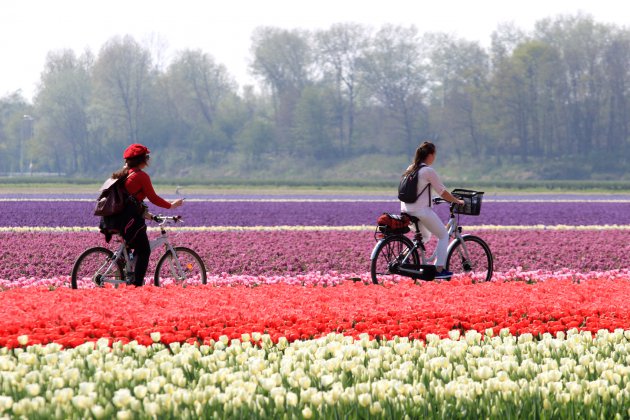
1 176 630 195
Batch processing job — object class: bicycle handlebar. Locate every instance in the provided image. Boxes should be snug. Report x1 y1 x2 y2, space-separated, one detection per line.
152 215 183 224
433 197 460 212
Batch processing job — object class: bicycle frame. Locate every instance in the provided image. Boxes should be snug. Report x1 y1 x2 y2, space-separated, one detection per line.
371 203 474 279
99 221 183 286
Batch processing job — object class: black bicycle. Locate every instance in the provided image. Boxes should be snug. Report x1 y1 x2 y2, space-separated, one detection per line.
370 189 493 284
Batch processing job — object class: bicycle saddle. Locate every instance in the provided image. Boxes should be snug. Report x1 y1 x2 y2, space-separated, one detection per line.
401 213 419 223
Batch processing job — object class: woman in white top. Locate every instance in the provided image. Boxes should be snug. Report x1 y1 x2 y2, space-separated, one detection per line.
400 142 464 279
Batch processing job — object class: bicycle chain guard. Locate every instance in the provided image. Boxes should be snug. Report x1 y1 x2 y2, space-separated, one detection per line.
393 263 437 281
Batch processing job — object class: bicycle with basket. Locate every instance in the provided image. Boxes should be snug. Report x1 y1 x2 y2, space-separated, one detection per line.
370 189 493 284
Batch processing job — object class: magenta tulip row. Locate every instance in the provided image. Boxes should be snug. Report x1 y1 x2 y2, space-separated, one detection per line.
1 229 628 281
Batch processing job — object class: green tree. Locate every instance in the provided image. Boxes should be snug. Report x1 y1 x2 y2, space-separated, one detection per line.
316 23 370 156
91 35 152 156
33 49 93 174
359 25 428 156
292 85 335 160
425 33 490 161
0 93 32 173
250 27 314 155
535 14 612 156
491 40 563 162
163 49 238 164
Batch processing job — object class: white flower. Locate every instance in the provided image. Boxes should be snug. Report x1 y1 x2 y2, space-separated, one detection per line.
112 389 133 408
0 396 14 411
25 383 40 396
150 332 161 343
17 335 29 346
91 404 106 419
53 388 74 404
302 406 313 419
147 380 161 394
370 401 383 415
448 330 461 341
134 385 148 399
79 382 96 395
358 393 372 407
72 395 93 410
286 392 298 407
273 394 285 407
299 376 311 389
117 410 133 420
310 391 323 407
477 366 494 380
320 374 334 388
144 401 160 416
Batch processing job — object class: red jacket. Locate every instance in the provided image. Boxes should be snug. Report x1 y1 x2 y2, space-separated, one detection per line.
125 168 171 209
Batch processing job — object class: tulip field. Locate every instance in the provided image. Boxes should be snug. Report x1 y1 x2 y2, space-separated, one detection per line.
1 191 630 418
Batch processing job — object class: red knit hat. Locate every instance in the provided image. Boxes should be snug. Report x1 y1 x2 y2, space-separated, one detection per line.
123 143 150 159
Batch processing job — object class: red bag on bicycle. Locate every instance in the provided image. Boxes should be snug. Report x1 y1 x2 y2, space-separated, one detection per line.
377 213 410 229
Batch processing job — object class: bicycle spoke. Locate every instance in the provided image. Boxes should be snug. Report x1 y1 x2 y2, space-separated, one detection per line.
154 247 207 286
446 236 493 282
71 248 124 289
371 236 419 285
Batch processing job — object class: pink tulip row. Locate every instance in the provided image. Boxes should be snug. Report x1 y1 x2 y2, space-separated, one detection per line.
1 229 628 282
3 268 630 290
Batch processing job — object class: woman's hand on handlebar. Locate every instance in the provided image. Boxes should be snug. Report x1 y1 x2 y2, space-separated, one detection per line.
170 198 184 209
440 190 464 206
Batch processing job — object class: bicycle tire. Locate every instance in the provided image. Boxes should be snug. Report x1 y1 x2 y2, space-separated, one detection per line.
370 235 419 285
154 247 207 286
446 235 493 282
71 247 124 289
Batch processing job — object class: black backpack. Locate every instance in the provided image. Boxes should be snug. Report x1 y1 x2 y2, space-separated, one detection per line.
398 164 431 204
94 175 131 217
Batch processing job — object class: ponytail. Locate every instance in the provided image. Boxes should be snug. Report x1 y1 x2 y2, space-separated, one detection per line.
404 141 436 176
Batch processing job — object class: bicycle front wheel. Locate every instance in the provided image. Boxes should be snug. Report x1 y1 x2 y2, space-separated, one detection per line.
446 235 493 282
370 235 419 285
71 247 124 289
154 247 207 286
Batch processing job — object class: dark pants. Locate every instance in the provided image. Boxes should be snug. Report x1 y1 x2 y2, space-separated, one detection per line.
128 228 150 286
120 204 150 286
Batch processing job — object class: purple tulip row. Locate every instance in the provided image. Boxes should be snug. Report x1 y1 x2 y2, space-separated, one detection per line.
1 199 630 227
1 229 628 281
2 192 630 200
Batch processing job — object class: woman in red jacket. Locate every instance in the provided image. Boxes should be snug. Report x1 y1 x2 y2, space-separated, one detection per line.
112 143 183 286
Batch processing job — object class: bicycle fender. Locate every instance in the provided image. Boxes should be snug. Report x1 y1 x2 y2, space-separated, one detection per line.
447 234 474 255
370 239 387 260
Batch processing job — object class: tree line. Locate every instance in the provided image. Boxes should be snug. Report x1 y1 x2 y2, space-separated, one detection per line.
1 13 629 181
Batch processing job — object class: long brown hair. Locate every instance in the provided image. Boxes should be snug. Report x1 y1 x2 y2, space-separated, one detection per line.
404 141 436 176
112 154 149 179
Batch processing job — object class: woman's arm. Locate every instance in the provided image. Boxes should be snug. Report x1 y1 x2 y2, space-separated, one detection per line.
425 167 464 205
440 190 465 205
139 172 182 209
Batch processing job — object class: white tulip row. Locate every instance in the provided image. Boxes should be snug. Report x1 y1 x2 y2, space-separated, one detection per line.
1 329 629 419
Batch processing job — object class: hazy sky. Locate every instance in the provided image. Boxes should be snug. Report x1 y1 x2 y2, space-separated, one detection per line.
1 0 626 101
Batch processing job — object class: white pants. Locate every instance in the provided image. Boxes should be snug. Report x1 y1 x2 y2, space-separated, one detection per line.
413 207 449 267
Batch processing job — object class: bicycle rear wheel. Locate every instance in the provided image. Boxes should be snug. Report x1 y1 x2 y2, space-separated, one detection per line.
370 235 419 285
154 247 207 286
446 235 493 282
71 247 124 289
